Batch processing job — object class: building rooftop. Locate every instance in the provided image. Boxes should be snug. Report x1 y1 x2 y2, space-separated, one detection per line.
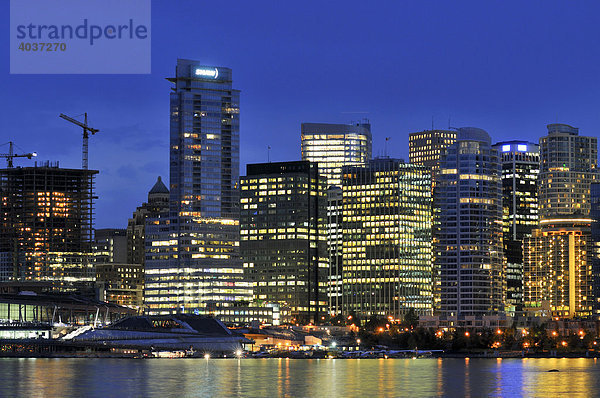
149 176 169 194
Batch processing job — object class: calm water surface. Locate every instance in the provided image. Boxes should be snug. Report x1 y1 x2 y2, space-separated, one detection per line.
1 357 599 397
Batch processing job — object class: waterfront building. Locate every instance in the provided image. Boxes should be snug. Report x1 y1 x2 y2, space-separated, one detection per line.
70 314 251 354
301 122 372 188
491 141 540 312
0 162 97 293
0 290 134 326
341 158 433 318
96 262 144 308
591 182 600 319
409 129 457 309
93 228 144 308
435 128 504 317
524 219 594 318
126 176 169 266
240 161 327 324
524 124 597 319
145 59 252 315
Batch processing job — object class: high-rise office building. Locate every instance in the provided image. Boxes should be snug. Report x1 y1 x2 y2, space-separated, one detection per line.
409 129 457 310
341 158 433 318
491 141 539 312
436 128 504 316
0 162 97 292
524 124 597 318
145 59 252 315
301 122 372 188
409 129 457 175
240 161 327 324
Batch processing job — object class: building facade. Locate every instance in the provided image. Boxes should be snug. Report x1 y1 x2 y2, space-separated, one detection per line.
435 128 504 317
408 129 457 175
240 161 327 324
524 219 594 318
126 176 169 266
591 182 600 319
341 158 433 318
538 124 597 218
491 141 539 312
409 129 457 310
326 186 343 316
94 229 127 264
145 59 252 315
301 122 372 188
524 124 597 319
0 162 97 293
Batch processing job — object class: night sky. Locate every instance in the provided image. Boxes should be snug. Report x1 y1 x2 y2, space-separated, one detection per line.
2 1 600 228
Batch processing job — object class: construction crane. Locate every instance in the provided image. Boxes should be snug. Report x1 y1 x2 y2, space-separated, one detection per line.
0 141 36 168
59 113 99 170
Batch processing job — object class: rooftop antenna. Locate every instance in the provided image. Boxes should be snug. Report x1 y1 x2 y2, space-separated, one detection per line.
267 146 271 163
384 137 391 157
59 112 99 170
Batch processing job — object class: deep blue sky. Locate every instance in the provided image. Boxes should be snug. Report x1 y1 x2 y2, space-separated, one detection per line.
2 1 600 228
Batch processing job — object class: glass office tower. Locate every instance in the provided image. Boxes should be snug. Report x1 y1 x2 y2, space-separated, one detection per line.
145 59 252 315
301 122 371 188
491 141 539 312
240 161 328 324
436 128 504 316
341 158 433 318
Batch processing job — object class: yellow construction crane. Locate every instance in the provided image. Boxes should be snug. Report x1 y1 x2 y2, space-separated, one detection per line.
0 141 37 168
59 112 99 170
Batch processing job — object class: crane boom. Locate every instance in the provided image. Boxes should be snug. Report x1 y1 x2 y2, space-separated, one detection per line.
59 113 99 170
0 141 36 168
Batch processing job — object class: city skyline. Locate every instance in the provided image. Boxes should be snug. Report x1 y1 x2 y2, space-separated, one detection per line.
3 1 600 228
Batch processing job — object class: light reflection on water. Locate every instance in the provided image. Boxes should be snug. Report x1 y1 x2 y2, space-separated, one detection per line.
1 357 599 397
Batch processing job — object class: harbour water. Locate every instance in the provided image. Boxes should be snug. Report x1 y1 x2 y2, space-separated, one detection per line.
1 357 599 397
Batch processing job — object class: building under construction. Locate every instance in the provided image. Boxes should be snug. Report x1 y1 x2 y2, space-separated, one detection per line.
0 161 98 293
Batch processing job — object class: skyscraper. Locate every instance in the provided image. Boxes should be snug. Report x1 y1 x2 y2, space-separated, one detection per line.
524 124 597 318
491 141 539 312
538 124 597 218
436 128 504 316
409 129 457 310
145 59 252 315
0 162 97 292
341 158 433 318
240 161 327 324
409 129 457 175
301 122 372 188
